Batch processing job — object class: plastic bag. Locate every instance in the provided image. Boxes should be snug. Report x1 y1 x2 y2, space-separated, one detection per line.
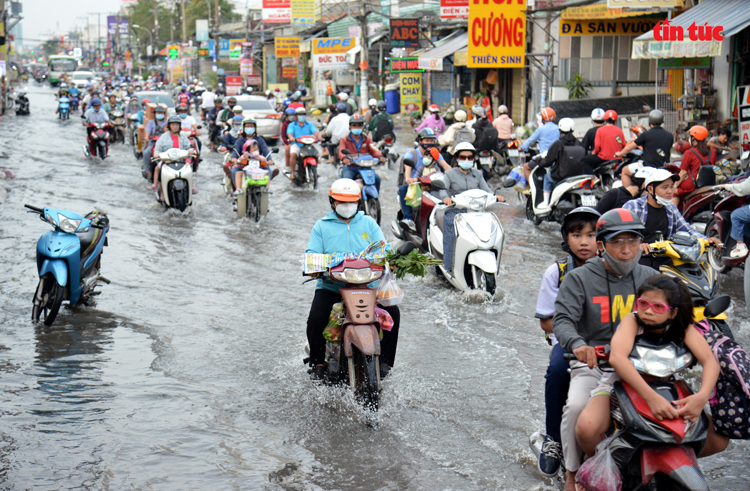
322 303 345 344
374 306 394 331
575 433 622 491
404 182 423 208
377 268 403 307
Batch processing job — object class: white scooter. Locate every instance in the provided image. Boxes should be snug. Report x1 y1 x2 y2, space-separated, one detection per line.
155 148 194 212
427 187 506 294
525 156 598 225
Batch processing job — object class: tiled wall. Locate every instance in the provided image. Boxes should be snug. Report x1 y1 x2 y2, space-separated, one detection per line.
556 35 657 86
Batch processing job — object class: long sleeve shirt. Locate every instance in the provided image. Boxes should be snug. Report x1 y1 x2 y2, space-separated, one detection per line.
438 167 492 200
84 107 110 124
154 132 192 154
521 121 560 153
623 196 707 241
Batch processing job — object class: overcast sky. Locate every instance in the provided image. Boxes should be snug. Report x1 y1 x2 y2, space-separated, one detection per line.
19 0 257 46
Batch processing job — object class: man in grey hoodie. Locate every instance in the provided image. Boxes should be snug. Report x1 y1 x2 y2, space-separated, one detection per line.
553 208 657 490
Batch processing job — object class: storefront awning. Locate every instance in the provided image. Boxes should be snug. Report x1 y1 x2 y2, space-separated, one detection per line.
632 0 750 59
562 0 671 20
416 32 468 71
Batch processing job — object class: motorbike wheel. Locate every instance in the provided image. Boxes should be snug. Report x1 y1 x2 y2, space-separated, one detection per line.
354 349 379 412
705 219 730 274
366 197 381 225
466 264 496 295
306 165 318 190
525 196 542 226
253 192 262 222
32 275 65 326
98 143 107 160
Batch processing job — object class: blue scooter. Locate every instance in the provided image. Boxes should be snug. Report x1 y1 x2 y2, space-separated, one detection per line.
25 205 111 326
340 150 382 224
58 96 70 120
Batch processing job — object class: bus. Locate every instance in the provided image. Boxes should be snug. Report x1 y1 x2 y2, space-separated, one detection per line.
47 55 78 86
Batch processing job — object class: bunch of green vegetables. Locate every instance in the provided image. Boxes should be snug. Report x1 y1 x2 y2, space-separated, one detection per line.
384 249 442 279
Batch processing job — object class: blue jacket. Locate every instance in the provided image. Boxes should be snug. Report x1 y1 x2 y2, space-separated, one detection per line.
306 211 385 293
233 135 270 161
522 121 560 153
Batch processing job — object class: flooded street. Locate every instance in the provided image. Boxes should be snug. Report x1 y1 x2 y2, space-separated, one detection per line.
1 84 749 490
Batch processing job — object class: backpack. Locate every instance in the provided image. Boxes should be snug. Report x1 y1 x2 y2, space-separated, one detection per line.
398 150 415 187
551 141 587 182
453 126 474 146
703 329 750 439
178 93 190 105
687 148 716 188
373 114 394 142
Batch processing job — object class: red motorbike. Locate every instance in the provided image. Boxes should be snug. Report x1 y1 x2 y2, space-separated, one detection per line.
705 181 750 274
85 122 112 159
390 172 444 252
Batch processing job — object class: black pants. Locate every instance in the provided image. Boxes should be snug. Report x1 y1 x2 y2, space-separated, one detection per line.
581 154 607 169
306 288 400 367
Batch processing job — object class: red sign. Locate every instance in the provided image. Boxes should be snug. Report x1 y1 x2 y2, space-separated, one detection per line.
390 18 420 48
281 66 298 79
653 20 724 41
263 0 291 23
440 0 468 19
226 75 243 95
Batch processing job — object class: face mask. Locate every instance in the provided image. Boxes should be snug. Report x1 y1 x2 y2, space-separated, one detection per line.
244 127 255 135
298 115 306 123
179 113 187 119
156 114 164 120
288 116 296 122
634 312 672 332
601 248 642 276
458 159 474 170
351 128 363 136
652 191 672 207
335 202 358 219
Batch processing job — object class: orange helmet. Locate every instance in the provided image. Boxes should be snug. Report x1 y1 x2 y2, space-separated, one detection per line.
604 110 618 122
540 107 556 122
631 126 646 137
689 125 708 142
329 178 361 203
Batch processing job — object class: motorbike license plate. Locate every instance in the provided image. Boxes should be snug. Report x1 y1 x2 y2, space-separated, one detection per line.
507 149 519 157
581 194 597 207
480 157 492 165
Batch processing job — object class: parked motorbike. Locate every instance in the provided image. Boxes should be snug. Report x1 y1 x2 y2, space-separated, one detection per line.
292 135 319 189
109 109 126 143
675 164 720 235
340 150 382 224
391 173 445 252
13 91 30 115
24 204 110 326
705 185 750 274
57 96 70 120
522 160 598 225
83 122 112 159
153 148 194 212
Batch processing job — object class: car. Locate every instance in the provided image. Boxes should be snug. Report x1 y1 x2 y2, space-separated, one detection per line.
133 91 175 115
70 71 96 89
233 95 281 143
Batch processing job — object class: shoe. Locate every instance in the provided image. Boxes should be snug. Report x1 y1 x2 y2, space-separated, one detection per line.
379 362 391 379
233 188 243 196
401 219 416 232
192 186 198 194
147 184 157 191
537 435 562 477
309 365 326 381
502 177 517 188
271 168 280 180
730 243 748 258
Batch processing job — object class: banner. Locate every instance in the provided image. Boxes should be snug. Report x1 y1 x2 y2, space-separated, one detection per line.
196 19 209 42
738 85 750 146
281 66 298 78
560 18 663 36
240 42 253 75
399 73 422 113
263 0 291 23
275 37 300 57
390 18 420 48
312 37 357 69
226 76 243 95
291 0 319 25
390 57 424 73
440 0 468 19
608 0 680 7
247 67 262 86
106 16 129 36
468 0 525 68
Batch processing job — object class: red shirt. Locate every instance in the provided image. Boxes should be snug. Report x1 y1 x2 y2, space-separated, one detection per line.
280 120 290 144
593 124 626 160
170 134 180 148
678 147 716 194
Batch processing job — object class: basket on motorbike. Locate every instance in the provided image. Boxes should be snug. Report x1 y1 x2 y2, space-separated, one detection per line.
245 167 269 187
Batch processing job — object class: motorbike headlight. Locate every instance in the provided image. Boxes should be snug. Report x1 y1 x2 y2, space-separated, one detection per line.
672 242 701 263
46 213 56 227
631 345 678 378
57 214 81 234
675 352 695 372
469 197 485 211
331 268 383 284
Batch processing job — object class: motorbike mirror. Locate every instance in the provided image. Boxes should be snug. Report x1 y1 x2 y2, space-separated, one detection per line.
341 149 351 155
403 158 415 168
430 178 446 190
704 295 731 319
397 242 416 256
197 125 203 129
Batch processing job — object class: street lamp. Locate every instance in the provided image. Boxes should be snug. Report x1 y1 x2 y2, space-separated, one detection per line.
132 24 153 56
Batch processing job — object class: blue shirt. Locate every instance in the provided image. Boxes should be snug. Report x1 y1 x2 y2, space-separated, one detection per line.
287 120 318 140
404 147 447 178
522 121 560 153
84 107 110 124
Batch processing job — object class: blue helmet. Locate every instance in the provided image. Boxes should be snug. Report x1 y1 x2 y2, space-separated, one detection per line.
284 107 296 116
232 115 244 123
91 98 102 106
336 102 347 113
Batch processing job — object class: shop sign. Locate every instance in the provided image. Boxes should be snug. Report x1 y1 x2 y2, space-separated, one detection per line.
298 60 305 83
560 18 663 36
400 73 422 113
418 57 443 71
632 39 722 59
226 75 243 95
312 37 357 69
196 20 209 42
440 0 468 19
291 0 319 25
198 48 209 57
263 0 291 23
454 51 468 66
247 67 262 86
390 19 420 48
607 0 680 7
468 0 525 68
275 37 300 57
218 39 231 57
562 3 657 19
282 66 298 78
738 85 750 146
657 57 710 69
390 57 424 73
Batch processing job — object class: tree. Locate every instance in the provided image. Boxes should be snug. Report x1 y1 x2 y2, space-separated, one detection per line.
566 74 593 100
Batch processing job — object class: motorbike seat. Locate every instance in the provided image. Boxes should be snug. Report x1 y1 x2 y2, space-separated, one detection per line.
551 174 596 191
684 186 715 201
76 227 102 258
435 207 446 232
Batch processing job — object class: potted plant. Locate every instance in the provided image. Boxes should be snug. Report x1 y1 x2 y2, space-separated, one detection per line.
566 74 592 99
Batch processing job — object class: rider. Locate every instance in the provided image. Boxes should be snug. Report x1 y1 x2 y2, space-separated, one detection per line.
200 85 217 120
438 109 474 156
305 179 400 380
368 100 395 143
176 103 201 151
287 107 321 180
82 98 110 156
123 96 141 127
581 108 605 155
142 105 169 179
581 109 624 170
616 109 674 186
217 96 238 129
233 117 272 165
149 115 194 194
468 106 497 153
207 96 224 151
553 208 655 491
364 98 378 124
534 207 600 478
596 167 653 214
338 114 386 189
521 107 559 154
337 92 354 116
103 94 120 114
223 115 244 152
230 138 269 195
708 128 735 160
415 104 446 136
281 107 296 170
492 104 514 142
674 125 716 204
324 102 350 163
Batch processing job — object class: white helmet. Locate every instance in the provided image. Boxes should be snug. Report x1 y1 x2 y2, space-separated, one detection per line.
591 108 605 123
454 142 476 155
644 168 679 189
60 82 67 88
233 105 243 112
558 118 575 133
454 109 467 122
368 98 377 107
498 104 508 114
634 166 655 183
329 178 361 202
338 92 348 101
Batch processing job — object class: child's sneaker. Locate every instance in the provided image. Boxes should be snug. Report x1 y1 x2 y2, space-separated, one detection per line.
730 243 748 258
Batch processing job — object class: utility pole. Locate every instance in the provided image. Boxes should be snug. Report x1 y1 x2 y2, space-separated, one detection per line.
358 10 369 114
541 11 551 109
98 13 101 65
154 0 159 53
181 0 187 43
213 0 219 71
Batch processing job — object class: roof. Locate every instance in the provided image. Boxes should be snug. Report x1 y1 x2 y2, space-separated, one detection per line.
635 0 750 41
418 31 467 61
411 29 465 56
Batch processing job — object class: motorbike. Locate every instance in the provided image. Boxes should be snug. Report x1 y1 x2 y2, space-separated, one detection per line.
24 204 110 326
153 148 194 212
292 135 319 189
83 122 112 160
523 159 598 225
705 185 750 274
223 148 280 221
340 150 382 224
13 91 30 115
374 134 399 170
391 172 445 253
180 128 202 173
109 109 126 144
57 96 70 120
675 164 720 235
426 185 506 294
491 139 520 178
69 94 80 113
128 114 141 157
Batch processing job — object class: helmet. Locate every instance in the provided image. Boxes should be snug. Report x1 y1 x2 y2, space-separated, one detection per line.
454 109 467 122
154 105 166 113
429 104 440 113
632 166 655 187
604 110 618 122
417 128 437 141
284 107 296 116
558 118 575 133
245 87 253 93
591 108 605 122
232 105 243 113
349 114 364 126
274 87 280 92
336 102 347 113
630 126 646 138
689 125 708 141
130 96 138 102
231 115 244 124
595 208 645 242
454 142 477 156
541 107 556 122
286 90 293 97
265 90 272 97
167 115 182 125
561 207 601 246
377 100 386 111
227 96 237 105
498 105 508 115
368 98 377 107
242 116 257 126
142 98 151 105
472 105 486 118
329 178 361 202
298 85 307 96
91 98 102 106
648 109 664 126
338 92 348 101
644 168 679 190
60 82 67 88
291 92 300 102
295 107 307 115
215 96 223 104
177 103 188 112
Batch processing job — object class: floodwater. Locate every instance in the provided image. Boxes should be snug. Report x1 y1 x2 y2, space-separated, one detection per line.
0 83 748 490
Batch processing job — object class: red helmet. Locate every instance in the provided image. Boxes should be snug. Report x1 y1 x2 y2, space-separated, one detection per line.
604 110 618 122
142 98 151 105
689 125 708 141
540 107 556 122
429 104 440 113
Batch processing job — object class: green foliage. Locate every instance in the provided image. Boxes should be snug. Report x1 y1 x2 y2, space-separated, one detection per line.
566 74 593 100
385 249 442 280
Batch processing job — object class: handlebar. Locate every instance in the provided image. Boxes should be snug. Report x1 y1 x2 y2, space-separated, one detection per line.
25 204 43 213
563 353 577 361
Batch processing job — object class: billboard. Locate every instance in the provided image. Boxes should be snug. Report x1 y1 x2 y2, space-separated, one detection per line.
390 18 420 48
312 37 357 69
196 20 209 42
275 37 300 57
263 0 291 23
291 0 320 25
468 0 525 68
106 16 129 36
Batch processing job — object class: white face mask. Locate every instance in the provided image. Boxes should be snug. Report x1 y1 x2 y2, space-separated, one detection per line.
654 193 672 207
457 159 474 170
336 202 358 219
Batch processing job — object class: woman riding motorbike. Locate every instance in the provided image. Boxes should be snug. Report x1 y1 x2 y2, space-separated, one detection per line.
148 115 194 197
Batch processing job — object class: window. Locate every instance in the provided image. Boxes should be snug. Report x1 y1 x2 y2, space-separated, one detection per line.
556 35 656 86
50 59 77 72
236 99 274 111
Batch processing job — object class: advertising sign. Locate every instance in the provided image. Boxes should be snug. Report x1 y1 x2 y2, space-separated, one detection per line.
390 57 424 73
291 0 319 24
560 18 663 36
399 73 422 113
607 0 679 7
281 66 298 78
226 75 243 95
196 19 209 42
240 42 253 75
468 0 526 68
275 37 300 57
263 0 291 23
218 39 230 57
390 18 420 48
312 37 357 69
657 57 711 69
247 67 262 86
106 16 129 36
738 85 750 146
440 0 468 19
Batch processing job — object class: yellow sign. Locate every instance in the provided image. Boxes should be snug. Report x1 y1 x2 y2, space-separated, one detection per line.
312 37 356 54
560 17 664 36
454 51 468 66
275 37 301 57
562 4 655 19
468 0 526 68
291 0 320 25
229 39 246 51
607 0 681 7
400 73 422 113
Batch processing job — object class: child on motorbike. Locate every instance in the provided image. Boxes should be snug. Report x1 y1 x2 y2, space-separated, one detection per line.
575 275 728 465
534 207 600 478
231 139 268 195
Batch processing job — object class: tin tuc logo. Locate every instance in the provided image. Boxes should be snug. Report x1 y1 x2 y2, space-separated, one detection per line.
652 19 724 41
